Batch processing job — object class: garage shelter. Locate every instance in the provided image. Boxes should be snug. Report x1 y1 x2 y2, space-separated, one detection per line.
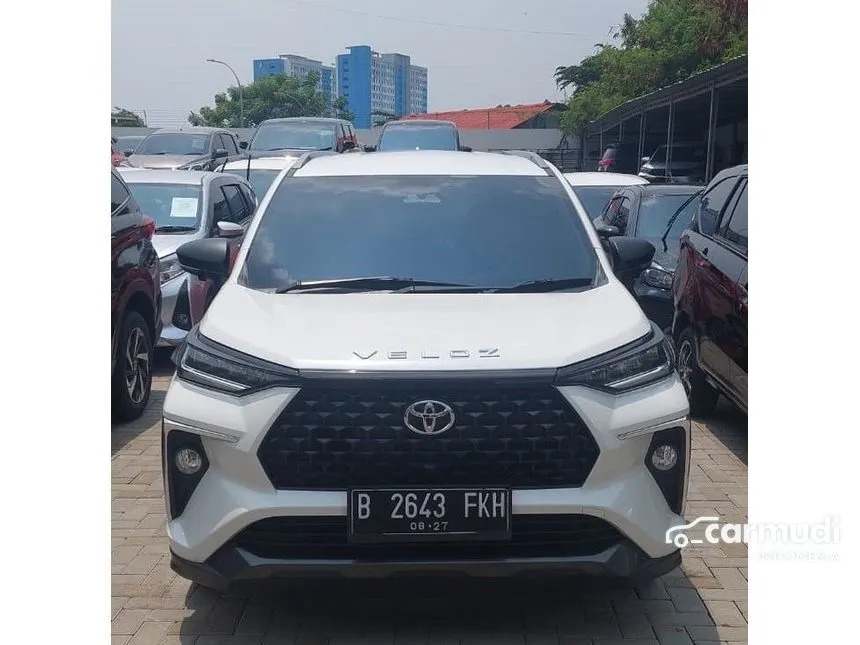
581 55 747 182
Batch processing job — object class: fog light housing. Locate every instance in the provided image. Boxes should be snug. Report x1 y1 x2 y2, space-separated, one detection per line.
650 444 678 471
175 447 203 475
644 427 688 515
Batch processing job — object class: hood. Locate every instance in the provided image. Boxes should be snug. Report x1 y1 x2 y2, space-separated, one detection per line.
645 237 681 272
152 232 201 257
198 282 652 372
128 154 203 169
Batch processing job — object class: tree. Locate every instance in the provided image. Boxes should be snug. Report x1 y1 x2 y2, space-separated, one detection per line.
112 107 145 127
332 96 354 122
188 71 344 128
556 0 747 134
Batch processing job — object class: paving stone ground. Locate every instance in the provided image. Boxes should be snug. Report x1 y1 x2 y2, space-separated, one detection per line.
112 352 748 645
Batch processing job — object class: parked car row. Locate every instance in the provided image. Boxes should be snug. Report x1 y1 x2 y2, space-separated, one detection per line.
564 163 748 417
598 141 707 184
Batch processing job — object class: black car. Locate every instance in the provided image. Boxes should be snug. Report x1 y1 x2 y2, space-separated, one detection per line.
367 120 471 152
672 165 748 416
597 142 641 174
111 167 162 421
592 184 703 330
248 117 359 154
129 127 244 171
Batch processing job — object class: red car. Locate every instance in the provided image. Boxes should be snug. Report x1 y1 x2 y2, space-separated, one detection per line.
671 164 748 417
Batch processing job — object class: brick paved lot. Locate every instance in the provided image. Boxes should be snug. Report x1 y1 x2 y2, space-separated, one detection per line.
112 355 748 645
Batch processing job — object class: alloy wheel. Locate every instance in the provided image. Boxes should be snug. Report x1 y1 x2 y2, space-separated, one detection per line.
125 327 150 404
677 339 694 396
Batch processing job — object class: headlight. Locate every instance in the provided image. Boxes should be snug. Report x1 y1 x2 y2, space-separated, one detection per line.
159 254 185 284
555 323 674 393
174 328 301 395
641 264 674 290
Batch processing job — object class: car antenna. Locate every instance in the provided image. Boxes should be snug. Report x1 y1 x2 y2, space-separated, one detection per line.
246 151 252 182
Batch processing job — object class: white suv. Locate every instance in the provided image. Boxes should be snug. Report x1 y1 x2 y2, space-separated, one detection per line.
163 149 691 592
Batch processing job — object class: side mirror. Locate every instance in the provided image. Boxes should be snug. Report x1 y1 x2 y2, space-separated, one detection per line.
641 156 650 164
459 146 473 152
363 145 377 152
607 237 656 282
213 148 229 159
239 141 248 149
216 221 243 239
342 140 356 151
123 149 135 157
596 225 621 239
176 238 231 280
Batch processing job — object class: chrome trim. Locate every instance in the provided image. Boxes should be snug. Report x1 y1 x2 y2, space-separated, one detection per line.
162 415 240 443
606 364 672 390
615 415 689 441
179 363 246 393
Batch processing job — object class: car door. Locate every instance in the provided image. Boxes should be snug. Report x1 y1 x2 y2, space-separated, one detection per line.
686 174 744 387
593 193 623 230
715 178 748 409
220 182 253 264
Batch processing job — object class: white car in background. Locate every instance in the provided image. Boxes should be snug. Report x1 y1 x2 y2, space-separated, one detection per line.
564 171 648 220
217 154 301 202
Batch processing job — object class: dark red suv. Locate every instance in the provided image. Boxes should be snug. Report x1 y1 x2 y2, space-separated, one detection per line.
111 167 162 421
671 165 747 416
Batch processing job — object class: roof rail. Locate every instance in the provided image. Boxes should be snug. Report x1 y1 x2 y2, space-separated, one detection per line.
285 150 339 176
497 149 551 171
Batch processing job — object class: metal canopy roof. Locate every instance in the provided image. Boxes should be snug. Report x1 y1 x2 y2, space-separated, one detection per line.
585 55 748 135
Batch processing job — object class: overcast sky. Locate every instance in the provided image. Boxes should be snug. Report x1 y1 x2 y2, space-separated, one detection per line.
112 0 649 127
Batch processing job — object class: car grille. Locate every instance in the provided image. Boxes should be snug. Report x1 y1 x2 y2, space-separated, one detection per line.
257 381 600 490
233 515 623 560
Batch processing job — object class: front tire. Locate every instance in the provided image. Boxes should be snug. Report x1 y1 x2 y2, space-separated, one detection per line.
112 310 153 422
676 327 719 417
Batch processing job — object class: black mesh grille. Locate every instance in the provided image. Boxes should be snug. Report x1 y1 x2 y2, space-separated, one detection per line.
234 515 622 560
257 381 600 490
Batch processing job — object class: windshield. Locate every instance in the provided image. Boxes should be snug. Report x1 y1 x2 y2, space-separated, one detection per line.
241 176 598 291
250 123 336 151
136 133 210 156
378 125 458 151
116 136 144 153
124 183 203 231
570 186 620 218
635 193 700 240
649 145 705 164
223 169 280 200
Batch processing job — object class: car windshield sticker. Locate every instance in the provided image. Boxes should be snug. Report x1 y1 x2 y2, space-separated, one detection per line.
170 197 199 218
403 194 441 204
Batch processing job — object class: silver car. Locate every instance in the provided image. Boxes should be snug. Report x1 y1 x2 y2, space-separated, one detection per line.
117 168 257 346
127 127 243 170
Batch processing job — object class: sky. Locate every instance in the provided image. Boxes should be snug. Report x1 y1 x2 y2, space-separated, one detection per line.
111 0 649 128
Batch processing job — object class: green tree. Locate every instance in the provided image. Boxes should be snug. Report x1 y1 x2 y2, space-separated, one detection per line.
556 0 747 134
111 107 145 127
332 96 354 122
189 71 341 128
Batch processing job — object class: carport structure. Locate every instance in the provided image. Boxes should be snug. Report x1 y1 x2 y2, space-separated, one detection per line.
581 55 747 181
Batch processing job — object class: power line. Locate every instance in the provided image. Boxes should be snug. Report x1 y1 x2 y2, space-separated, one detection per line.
284 0 590 37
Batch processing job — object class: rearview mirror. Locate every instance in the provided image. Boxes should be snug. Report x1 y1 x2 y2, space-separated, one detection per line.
216 221 243 239
641 156 650 163
239 141 248 149
607 237 656 283
213 148 229 159
459 146 473 152
596 225 620 239
177 238 231 280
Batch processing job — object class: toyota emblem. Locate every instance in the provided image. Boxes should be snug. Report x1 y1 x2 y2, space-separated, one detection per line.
403 400 456 436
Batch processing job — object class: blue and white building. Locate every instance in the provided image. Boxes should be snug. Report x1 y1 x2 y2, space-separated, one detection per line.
336 46 428 128
252 54 336 109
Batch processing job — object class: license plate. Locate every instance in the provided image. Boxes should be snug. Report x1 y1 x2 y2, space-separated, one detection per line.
348 487 511 543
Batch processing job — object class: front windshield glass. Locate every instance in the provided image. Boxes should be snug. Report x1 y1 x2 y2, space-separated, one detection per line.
116 136 144 153
635 193 700 240
223 169 280 200
570 186 620 218
378 125 458 151
135 134 210 156
125 183 203 231
250 123 336 151
242 176 598 290
649 145 705 164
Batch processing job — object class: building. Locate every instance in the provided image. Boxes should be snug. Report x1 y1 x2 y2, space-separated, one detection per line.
403 100 565 130
252 54 336 108
336 46 428 128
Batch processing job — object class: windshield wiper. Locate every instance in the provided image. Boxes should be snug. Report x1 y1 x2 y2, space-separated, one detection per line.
489 277 594 293
275 276 478 293
660 190 702 251
155 225 197 233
